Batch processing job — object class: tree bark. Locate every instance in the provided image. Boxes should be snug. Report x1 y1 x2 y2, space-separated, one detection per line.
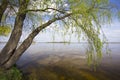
3 13 72 69
0 0 8 23
0 0 29 66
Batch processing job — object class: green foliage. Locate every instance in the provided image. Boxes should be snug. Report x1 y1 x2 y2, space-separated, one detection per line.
24 0 117 67
0 26 11 36
64 0 114 66
1 0 118 68
0 67 23 80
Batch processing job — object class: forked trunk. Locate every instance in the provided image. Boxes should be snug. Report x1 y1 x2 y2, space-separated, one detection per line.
2 14 71 69
0 0 29 68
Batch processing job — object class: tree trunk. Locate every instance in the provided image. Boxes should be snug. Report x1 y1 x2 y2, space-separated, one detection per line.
0 0 29 67
3 13 71 69
0 0 8 23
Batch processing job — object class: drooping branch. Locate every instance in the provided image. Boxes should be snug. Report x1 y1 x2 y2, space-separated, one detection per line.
3 13 72 69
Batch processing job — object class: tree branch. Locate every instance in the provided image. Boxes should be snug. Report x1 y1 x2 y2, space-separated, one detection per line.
3 13 72 68
0 0 8 23
25 8 67 14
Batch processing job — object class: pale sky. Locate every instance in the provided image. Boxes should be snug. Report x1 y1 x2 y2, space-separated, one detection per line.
0 20 120 43
35 21 120 42
22 21 120 42
102 21 120 42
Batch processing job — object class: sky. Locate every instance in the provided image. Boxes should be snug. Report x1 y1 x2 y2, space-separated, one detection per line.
110 0 120 8
34 21 120 42
26 0 120 42
103 0 120 42
33 0 120 42
4 20 118 43
0 0 120 42
102 21 120 42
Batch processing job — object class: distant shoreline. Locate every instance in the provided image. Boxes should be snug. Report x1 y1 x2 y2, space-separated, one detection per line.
0 42 120 44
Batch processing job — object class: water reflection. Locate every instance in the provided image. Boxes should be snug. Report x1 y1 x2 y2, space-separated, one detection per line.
0 43 120 80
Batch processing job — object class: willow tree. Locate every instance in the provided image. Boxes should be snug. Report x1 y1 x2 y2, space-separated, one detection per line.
0 0 117 69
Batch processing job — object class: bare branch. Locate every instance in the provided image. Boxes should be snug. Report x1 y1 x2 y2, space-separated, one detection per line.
25 8 67 14
9 5 17 15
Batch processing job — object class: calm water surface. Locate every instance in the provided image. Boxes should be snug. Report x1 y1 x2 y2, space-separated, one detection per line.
0 43 120 80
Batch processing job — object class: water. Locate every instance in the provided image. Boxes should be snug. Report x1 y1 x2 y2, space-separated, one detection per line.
0 43 120 80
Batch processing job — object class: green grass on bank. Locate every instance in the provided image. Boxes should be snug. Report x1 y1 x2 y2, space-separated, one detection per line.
0 67 23 80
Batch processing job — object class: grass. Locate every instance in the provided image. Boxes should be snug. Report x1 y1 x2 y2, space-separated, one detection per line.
0 66 23 80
